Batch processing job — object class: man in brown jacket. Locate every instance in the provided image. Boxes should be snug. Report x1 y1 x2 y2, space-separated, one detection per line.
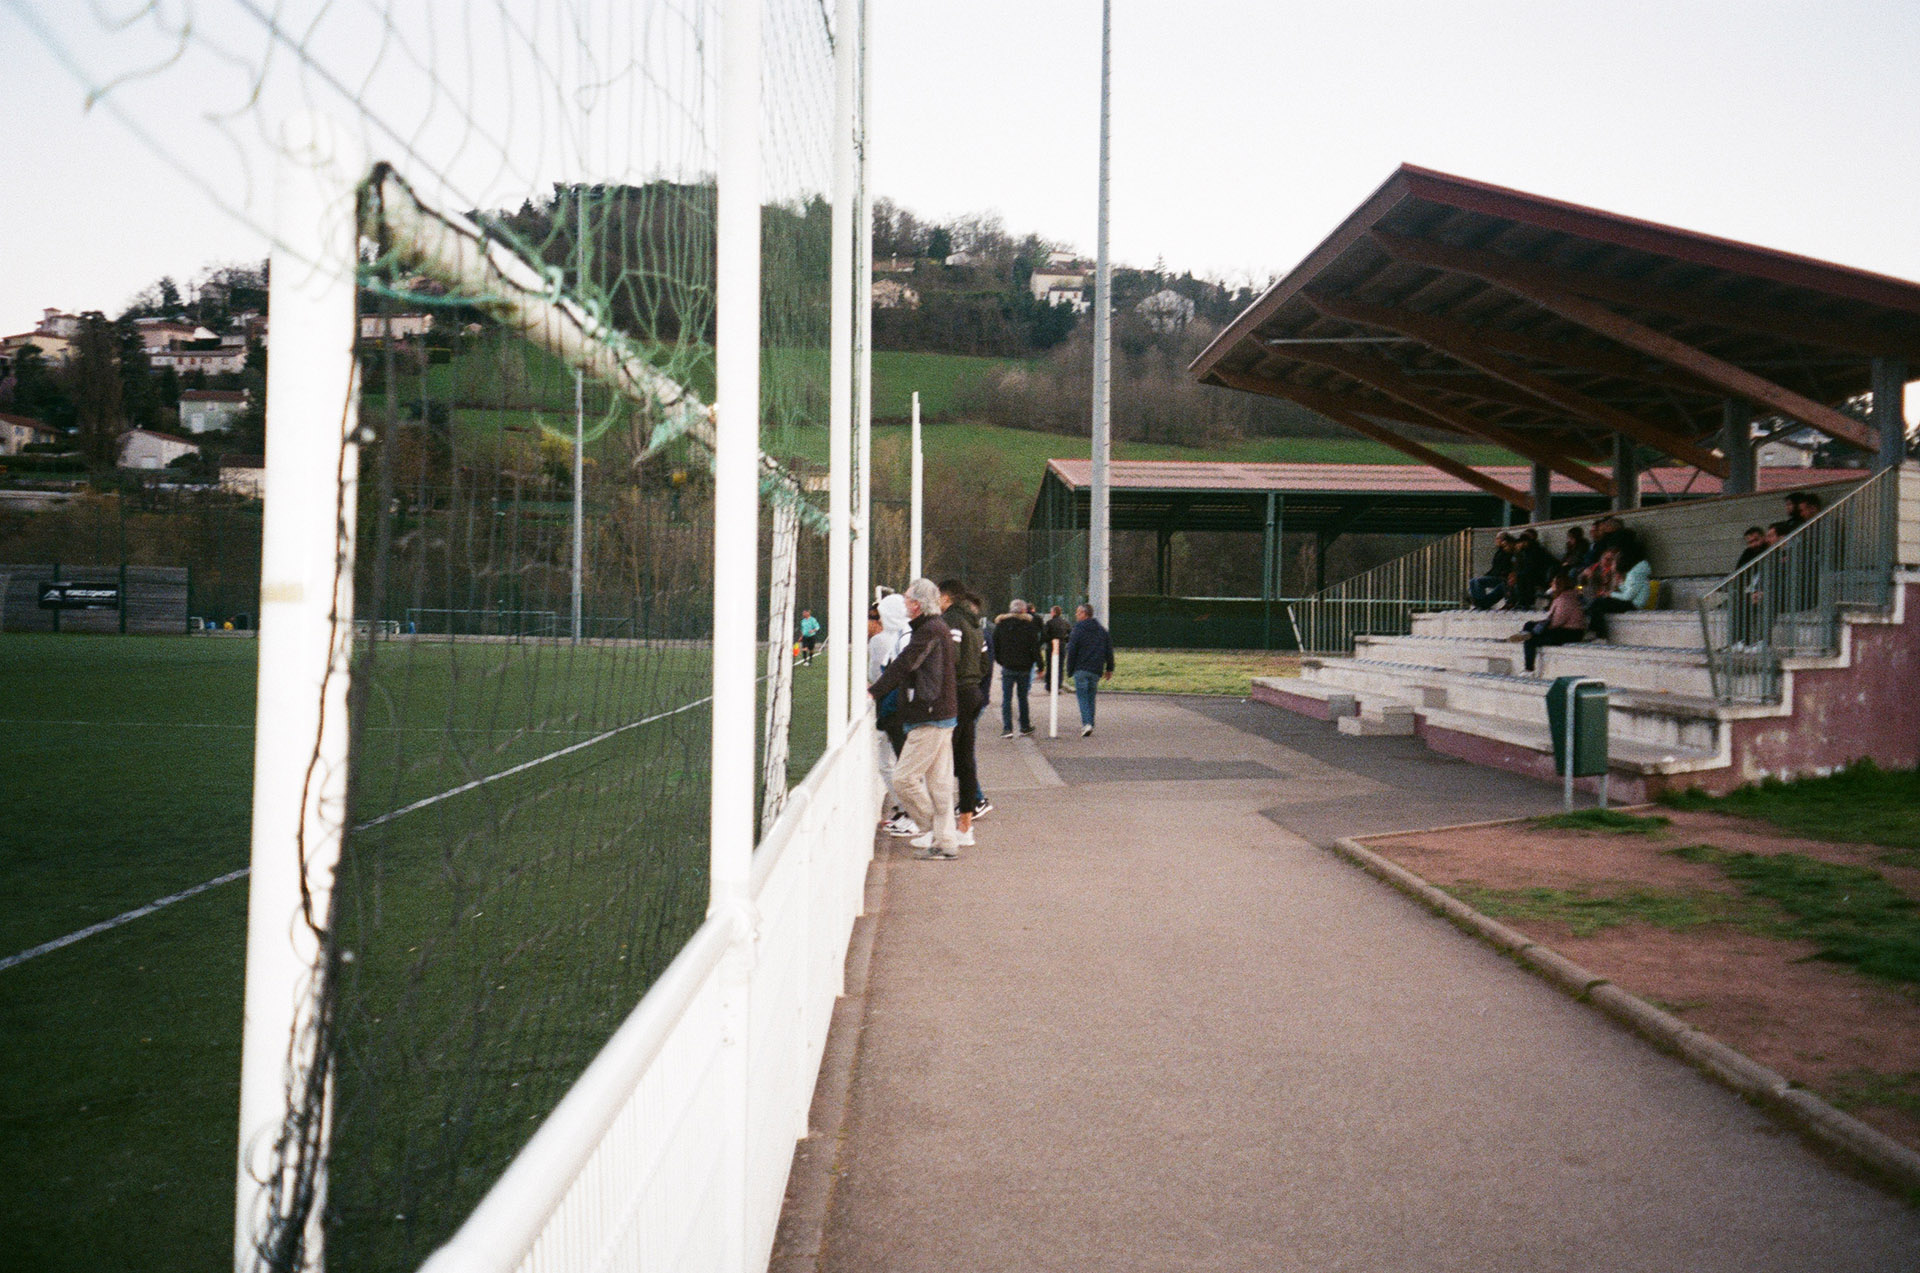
866 578 961 858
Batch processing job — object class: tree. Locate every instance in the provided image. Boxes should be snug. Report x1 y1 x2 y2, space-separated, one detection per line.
2 344 75 432
118 320 164 428
926 226 953 261
66 312 126 466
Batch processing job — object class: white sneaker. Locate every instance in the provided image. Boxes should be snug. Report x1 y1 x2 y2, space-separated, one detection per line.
955 828 975 847
908 832 958 858
886 817 922 838
1081 724 1094 737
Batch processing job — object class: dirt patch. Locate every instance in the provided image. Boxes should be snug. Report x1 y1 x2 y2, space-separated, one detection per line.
1366 808 1920 1152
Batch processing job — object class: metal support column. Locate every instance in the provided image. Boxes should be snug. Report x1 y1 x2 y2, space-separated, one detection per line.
1529 462 1552 524
1262 493 1276 650
1872 357 1909 472
1613 435 1641 511
1721 400 1755 494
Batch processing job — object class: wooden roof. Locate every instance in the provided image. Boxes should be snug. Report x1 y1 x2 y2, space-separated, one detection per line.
1189 165 1920 508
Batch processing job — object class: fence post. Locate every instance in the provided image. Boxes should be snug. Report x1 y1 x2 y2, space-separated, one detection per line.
233 112 363 1273
714 0 763 1264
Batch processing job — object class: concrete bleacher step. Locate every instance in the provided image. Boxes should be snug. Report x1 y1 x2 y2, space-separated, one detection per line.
1337 701 1416 737
1416 703 1724 776
1409 609 1706 651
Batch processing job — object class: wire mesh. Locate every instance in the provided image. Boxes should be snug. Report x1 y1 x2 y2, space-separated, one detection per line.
14 2 839 1269
1287 529 1475 655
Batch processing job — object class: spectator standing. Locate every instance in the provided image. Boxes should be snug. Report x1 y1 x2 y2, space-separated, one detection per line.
1735 526 1768 569
939 580 988 843
869 593 914 835
1509 571 1587 672
1041 605 1073 682
993 599 1043 737
866 578 961 859
797 609 820 666
1064 603 1115 737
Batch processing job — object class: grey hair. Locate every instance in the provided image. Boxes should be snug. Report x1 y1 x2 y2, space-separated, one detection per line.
905 578 941 612
1010 598 1029 613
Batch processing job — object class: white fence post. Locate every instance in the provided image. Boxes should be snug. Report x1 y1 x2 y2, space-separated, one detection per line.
714 0 763 1266
826 0 857 741
233 112 364 1273
910 390 923 581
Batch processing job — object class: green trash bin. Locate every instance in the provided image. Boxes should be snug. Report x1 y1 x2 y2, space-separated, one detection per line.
1546 677 1609 807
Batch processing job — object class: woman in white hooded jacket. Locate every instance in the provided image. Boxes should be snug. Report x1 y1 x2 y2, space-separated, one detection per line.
869 592 915 833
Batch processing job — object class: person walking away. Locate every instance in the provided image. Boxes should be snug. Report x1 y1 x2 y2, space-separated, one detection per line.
1586 547 1651 641
866 578 961 859
1041 605 1073 681
939 580 987 843
869 592 915 836
1509 571 1587 672
1064 603 1115 736
993 599 1042 737
797 609 821 666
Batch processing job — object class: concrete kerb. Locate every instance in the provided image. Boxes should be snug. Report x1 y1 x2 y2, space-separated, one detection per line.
770 833 892 1273
1329 832 1920 1197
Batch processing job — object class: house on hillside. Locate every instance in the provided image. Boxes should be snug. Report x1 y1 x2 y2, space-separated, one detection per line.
1136 288 1196 333
1029 260 1092 313
875 256 917 274
180 389 251 434
360 312 433 341
1 330 73 366
871 279 920 310
131 317 213 353
219 454 266 499
34 309 81 339
119 428 200 470
0 413 61 456
151 340 247 375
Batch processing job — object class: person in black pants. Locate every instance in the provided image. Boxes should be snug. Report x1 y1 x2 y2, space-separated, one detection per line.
992 599 1043 736
1511 571 1587 672
940 581 988 843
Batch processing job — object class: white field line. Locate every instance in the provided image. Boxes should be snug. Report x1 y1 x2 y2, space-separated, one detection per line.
2 689 731 971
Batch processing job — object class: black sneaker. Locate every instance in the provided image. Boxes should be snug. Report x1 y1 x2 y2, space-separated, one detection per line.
1000 729 1015 739
972 798 994 819
1019 726 1035 736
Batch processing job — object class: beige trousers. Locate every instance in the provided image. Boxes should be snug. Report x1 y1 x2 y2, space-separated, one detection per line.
891 722 959 850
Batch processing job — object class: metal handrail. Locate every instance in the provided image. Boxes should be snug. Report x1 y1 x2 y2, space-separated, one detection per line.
1287 528 1476 655
1696 467 1899 704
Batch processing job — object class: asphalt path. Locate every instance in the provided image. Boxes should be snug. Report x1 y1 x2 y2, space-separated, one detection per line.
795 693 1920 1272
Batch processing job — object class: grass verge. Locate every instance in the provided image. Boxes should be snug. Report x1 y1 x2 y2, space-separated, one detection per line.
1528 809 1672 835
1442 882 1770 939
1107 649 1301 696
1658 762 1920 854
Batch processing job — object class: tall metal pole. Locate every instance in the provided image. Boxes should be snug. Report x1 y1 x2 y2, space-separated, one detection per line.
571 193 585 643
826 0 856 736
1088 0 1112 622
910 389 923 579
714 0 762 1266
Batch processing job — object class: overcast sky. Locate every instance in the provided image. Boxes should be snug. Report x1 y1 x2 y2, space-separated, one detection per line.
4 0 1918 337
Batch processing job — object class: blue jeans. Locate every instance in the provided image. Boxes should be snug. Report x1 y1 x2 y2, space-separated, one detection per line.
1000 666 1032 732
1073 670 1099 728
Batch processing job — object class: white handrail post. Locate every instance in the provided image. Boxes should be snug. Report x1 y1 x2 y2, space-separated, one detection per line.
714 0 762 1265
849 0 875 729
910 390 923 580
826 0 855 740
234 111 364 1273
1049 637 1060 738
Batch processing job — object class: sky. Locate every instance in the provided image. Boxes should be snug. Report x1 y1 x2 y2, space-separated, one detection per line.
4 0 1919 341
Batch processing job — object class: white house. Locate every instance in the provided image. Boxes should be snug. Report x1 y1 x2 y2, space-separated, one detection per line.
219 455 267 499
150 343 248 375
1136 288 1196 333
119 429 200 470
132 318 213 353
360 312 434 341
35 308 81 339
0 412 61 456
1029 262 1092 307
179 389 251 434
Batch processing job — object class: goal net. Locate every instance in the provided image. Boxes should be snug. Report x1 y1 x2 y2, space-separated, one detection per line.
16 1 854 1269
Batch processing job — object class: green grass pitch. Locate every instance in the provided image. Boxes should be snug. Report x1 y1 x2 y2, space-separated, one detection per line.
0 633 828 1273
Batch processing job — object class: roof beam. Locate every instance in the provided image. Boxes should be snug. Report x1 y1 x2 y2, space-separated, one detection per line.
1304 292 1729 477
1371 229 1920 361
1208 368 1533 509
1268 348 1615 494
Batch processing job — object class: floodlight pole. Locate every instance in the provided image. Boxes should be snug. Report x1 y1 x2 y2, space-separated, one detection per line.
910 390 923 579
850 0 875 730
1088 0 1113 623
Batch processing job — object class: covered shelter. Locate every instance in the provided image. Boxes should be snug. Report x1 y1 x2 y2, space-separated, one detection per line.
1187 165 1920 520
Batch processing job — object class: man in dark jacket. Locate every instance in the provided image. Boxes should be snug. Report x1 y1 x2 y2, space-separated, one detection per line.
993 599 1043 737
867 578 960 858
1063 603 1115 737
1040 605 1073 683
940 580 989 839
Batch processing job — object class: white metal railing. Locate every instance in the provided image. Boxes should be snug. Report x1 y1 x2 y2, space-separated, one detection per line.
1287 529 1475 655
417 720 880 1273
1697 467 1901 703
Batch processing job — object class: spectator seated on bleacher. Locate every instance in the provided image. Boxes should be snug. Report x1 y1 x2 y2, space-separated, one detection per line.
1507 570 1588 672
1467 531 1516 610
1506 528 1559 610
1585 546 1652 641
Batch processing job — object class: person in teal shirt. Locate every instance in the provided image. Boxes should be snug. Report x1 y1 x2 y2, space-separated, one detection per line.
1586 548 1651 640
798 609 821 666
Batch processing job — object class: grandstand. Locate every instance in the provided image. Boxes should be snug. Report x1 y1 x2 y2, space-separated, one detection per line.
1197 166 1920 799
